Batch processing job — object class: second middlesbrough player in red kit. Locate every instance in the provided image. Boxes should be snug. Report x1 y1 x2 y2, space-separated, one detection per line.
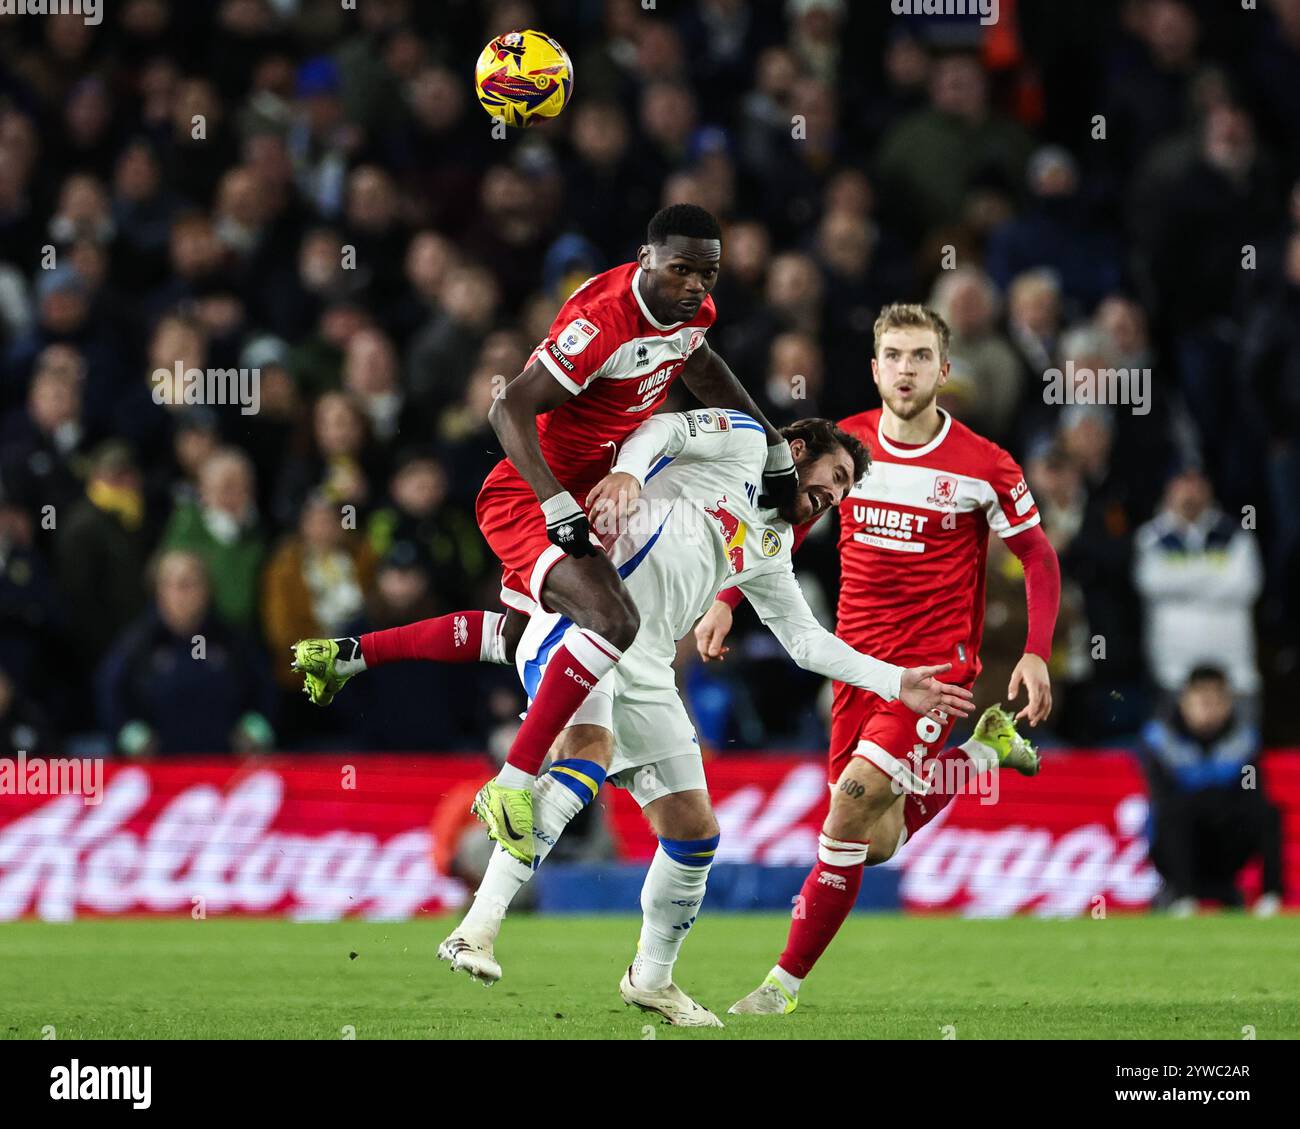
291 205 798 863
703 304 1062 1015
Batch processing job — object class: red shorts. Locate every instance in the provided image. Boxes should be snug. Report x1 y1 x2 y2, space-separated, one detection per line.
828 656 976 794
476 461 599 615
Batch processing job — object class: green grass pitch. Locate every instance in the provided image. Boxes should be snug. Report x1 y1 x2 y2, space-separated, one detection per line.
2 914 1297 1040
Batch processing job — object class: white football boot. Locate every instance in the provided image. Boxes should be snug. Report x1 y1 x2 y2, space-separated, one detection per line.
727 973 798 1015
437 932 502 985
618 967 724 1028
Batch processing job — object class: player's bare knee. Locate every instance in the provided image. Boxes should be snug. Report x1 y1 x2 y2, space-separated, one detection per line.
644 789 717 842
826 759 894 841
547 724 613 771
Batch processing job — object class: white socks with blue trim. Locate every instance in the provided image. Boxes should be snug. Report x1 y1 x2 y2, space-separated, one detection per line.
458 759 604 941
631 837 718 990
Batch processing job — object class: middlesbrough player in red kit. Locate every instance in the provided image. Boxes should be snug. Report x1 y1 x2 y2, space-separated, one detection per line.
291 205 797 863
702 304 1061 1015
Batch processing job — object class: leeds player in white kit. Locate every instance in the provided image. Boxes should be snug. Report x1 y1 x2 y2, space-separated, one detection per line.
439 410 974 1025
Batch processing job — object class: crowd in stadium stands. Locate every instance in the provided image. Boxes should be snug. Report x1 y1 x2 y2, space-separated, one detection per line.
0 0 1297 758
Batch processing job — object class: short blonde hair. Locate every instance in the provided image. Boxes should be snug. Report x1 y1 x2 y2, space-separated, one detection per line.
872 303 951 364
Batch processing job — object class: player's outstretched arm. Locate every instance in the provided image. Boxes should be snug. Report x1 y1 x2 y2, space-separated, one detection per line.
679 341 797 509
488 359 597 557
736 567 971 717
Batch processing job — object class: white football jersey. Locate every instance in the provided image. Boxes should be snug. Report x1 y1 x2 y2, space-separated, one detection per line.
517 409 903 704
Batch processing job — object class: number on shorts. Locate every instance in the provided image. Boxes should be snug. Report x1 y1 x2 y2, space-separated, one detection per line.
915 715 943 744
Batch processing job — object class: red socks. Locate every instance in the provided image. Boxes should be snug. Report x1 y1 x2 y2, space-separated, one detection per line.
505 626 622 775
778 834 867 979
361 610 503 666
778 747 979 983
903 745 969 840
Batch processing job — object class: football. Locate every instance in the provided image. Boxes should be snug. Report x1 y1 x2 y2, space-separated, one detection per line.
473 29 573 128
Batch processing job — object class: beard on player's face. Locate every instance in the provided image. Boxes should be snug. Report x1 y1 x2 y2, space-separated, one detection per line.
781 454 840 524
878 375 941 420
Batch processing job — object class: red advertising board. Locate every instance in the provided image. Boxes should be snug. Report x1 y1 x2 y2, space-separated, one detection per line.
0 752 1295 920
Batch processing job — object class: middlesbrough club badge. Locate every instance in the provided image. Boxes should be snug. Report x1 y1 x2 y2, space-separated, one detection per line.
927 474 959 508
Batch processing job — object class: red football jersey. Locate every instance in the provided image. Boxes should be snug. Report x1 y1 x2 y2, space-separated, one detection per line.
835 408 1040 671
518 262 717 496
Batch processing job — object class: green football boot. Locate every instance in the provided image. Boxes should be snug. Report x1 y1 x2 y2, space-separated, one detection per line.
973 704 1041 776
290 637 357 707
471 779 534 865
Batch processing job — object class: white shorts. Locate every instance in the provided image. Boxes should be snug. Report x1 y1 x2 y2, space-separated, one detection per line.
516 612 707 809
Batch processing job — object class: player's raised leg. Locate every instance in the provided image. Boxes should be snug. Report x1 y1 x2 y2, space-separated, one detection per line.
290 610 520 705
440 723 612 983
896 704 1040 848
473 552 637 864
618 781 723 1027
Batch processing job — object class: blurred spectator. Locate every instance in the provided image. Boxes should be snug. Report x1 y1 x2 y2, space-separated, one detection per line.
54 442 149 666
985 146 1123 314
161 448 266 632
367 451 488 613
929 267 1023 445
436 364 508 513
332 541 482 751
341 327 426 445
273 390 377 527
390 230 458 346
0 666 58 757
342 165 409 316
758 330 825 426
96 549 276 756
287 56 354 220
1006 268 1062 377
563 101 654 263
1240 227 1300 648
406 264 500 414
110 140 177 292
0 493 65 707
876 51 1033 241
260 491 376 694
1052 407 1147 735
0 344 88 534
1140 666 1282 915
1134 466 1263 701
